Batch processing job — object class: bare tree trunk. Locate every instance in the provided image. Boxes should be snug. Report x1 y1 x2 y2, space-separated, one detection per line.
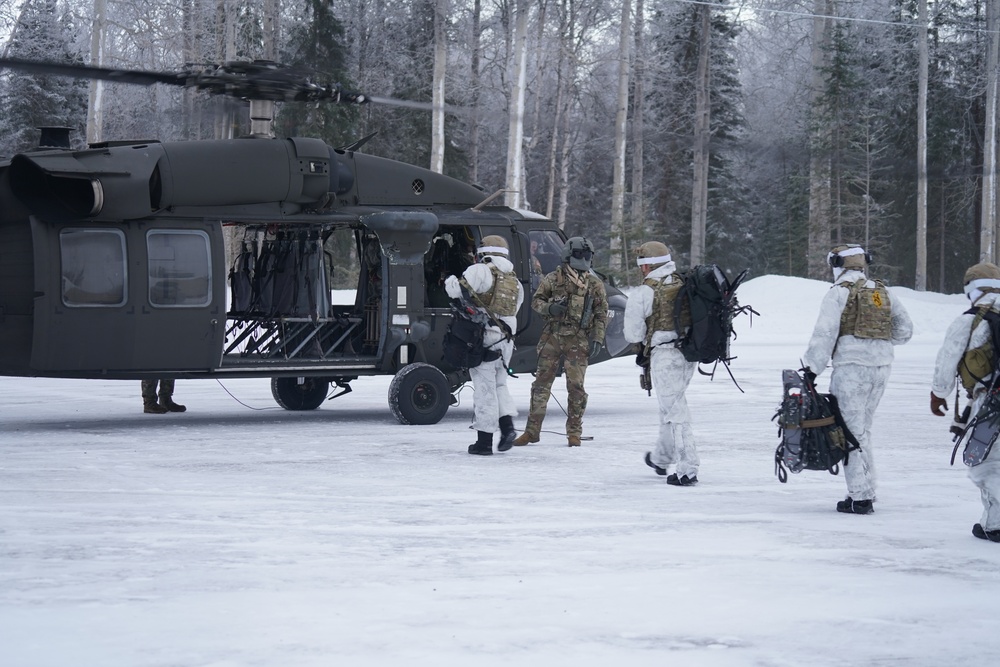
807 0 832 279
431 0 448 173
86 0 107 144
545 63 566 219
915 0 928 289
690 3 710 266
630 0 645 251
468 0 482 184
609 0 631 272
504 0 529 209
984 0 1000 262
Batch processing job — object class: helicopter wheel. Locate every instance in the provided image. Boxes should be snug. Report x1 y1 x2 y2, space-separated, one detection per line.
388 363 451 425
271 377 329 411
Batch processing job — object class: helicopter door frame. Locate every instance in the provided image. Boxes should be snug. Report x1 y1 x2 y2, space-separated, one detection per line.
133 221 226 371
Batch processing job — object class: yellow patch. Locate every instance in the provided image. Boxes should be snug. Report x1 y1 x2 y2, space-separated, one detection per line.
872 291 883 308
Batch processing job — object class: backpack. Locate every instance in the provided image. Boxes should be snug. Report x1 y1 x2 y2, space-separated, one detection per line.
773 369 860 482
442 302 500 370
959 306 1000 395
673 264 755 381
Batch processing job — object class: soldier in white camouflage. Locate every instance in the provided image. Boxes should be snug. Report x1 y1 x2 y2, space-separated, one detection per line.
513 237 608 447
623 241 700 486
802 244 912 514
445 235 524 455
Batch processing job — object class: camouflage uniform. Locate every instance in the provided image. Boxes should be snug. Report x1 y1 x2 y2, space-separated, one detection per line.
522 265 608 442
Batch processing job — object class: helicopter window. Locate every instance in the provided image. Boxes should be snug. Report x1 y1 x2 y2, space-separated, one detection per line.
59 229 128 307
147 230 212 308
528 230 564 277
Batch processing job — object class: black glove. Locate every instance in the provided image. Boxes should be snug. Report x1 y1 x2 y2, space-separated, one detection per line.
548 300 568 318
803 367 817 386
589 340 604 359
931 392 948 417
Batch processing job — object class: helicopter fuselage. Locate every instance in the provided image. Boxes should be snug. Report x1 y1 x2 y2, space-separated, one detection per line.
0 137 629 423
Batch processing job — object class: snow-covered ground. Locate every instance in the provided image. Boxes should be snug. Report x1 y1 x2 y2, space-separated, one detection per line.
3 274 999 667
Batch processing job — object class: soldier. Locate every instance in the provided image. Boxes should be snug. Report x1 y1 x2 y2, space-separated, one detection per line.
623 241 700 486
141 379 186 414
802 244 912 514
930 262 1000 541
513 237 608 447
445 235 524 455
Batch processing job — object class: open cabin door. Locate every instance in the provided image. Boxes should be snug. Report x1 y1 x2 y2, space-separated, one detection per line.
30 218 226 374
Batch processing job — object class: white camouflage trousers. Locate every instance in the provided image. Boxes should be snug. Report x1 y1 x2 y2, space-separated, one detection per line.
649 345 699 478
469 355 517 433
829 363 890 502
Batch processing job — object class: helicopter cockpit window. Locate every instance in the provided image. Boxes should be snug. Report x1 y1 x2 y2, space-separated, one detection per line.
146 230 212 307
528 230 564 289
59 229 127 307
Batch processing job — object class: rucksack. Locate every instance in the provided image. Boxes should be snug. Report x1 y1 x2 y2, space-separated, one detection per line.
673 264 755 381
959 306 1000 395
773 369 860 483
442 302 500 370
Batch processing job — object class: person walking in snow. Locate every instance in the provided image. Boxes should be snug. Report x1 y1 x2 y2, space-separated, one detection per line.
624 241 700 486
445 235 524 455
930 262 1000 542
513 237 608 447
802 244 913 514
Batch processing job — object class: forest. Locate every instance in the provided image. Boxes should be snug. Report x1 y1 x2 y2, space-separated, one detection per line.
1 0 998 291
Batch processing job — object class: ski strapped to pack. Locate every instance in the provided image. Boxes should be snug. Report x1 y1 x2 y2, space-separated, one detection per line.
773 368 861 483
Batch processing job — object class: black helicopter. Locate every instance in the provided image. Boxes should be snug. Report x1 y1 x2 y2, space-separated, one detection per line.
0 58 631 424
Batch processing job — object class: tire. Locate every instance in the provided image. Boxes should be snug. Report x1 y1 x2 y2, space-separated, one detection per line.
271 377 329 411
388 363 451 425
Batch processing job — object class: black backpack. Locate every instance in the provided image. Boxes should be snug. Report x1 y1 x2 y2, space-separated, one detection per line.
673 264 754 378
773 369 860 482
442 302 500 370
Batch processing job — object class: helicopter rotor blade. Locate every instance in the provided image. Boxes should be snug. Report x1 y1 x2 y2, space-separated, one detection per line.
0 57 369 105
0 56 183 87
366 95 469 117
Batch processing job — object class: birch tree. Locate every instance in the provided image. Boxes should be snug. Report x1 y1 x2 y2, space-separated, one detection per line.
609 0 631 272
504 0 529 209
690 2 711 266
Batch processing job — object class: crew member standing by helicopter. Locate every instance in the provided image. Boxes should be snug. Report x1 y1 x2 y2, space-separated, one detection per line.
141 379 186 414
514 237 607 447
445 236 524 455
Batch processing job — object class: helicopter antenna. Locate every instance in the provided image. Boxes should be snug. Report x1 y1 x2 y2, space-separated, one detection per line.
472 189 516 212
337 132 379 152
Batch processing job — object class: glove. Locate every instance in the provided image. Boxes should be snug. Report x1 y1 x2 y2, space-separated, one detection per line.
931 392 948 417
548 300 568 318
444 275 460 299
802 367 817 386
589 340 604 359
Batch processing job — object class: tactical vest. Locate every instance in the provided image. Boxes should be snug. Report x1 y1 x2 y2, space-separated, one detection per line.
838 279 892 340
959 307 1000 395
644 274 688 347
472 264 519 318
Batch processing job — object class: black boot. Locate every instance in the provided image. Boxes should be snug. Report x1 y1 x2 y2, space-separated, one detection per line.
468 430 493 456
836 497 874 515
497 416 516 452
973 523 1000 542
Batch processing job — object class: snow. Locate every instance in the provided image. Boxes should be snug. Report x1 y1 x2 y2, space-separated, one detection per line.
3 274 999 667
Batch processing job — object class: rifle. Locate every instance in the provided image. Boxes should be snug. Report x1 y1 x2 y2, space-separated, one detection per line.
580 290 594 330
637 344 652 396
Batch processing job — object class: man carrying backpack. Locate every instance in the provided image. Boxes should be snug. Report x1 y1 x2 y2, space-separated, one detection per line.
802 244 912 514
445 235 524 455
930 262 1000 541
624 241 700 486
513 237 607 447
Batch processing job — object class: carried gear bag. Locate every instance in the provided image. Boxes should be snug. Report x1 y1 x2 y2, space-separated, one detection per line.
951 384 1000 467
773 368 860 483
442 298 501 370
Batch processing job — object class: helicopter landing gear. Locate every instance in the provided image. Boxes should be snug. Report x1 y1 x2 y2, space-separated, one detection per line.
271 376 329 411
388 363 451 425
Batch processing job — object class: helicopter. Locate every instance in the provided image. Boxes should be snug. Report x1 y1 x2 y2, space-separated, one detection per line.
0 57 631 425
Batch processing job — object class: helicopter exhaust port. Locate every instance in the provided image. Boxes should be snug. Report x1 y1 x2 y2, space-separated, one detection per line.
8 154 104 219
